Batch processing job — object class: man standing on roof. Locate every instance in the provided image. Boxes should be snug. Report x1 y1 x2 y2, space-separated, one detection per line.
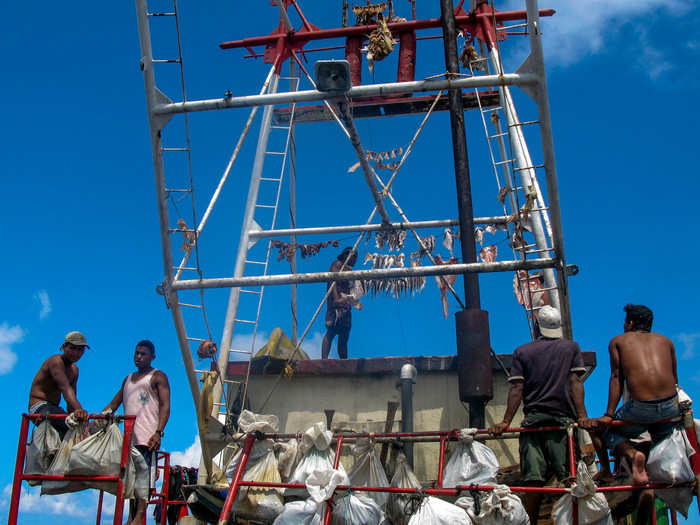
28 331 90 438
322 247 360 359
489 306 588 525
103 340 170 525
581 304 680 488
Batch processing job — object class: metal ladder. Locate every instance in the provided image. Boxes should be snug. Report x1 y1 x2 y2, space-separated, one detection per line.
468 53 559 337
211 73 300 446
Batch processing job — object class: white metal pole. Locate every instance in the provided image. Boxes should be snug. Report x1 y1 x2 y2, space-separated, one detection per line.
213 73 280 413
134 0 200 405
525 0 573 338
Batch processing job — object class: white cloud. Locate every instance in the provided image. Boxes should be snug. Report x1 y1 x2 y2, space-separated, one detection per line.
0 323 23 375
170 435 202 468
35 290 51 320
502 0 692 76
301 331 324 360
676 332 700 360
0 483 91 518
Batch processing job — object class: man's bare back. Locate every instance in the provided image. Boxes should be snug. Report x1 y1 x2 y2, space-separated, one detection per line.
28 355 78 409
612 331 677 401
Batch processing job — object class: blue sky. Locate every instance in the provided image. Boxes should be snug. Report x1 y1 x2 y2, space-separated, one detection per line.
2 1 699 523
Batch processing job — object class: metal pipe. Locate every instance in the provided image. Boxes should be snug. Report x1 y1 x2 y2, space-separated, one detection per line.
289 62 298 344
153 73 538 116
215 74 280 429
337 101 392 224
437 435 447 488
322 435 345 525
220 10 555 50
115 417 135 525
249 216 507 240
525 0 573 339
8 415 30 525
134 0 201 407
173 257 556 290
174 66 276 281
440 0 480 308
400 363 417 467
95 490 104 525
217 433 256 525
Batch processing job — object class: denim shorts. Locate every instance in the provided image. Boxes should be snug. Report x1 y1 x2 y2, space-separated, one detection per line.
604 394 681 452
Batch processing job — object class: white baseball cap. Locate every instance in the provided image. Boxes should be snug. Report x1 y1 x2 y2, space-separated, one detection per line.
537 306 563 338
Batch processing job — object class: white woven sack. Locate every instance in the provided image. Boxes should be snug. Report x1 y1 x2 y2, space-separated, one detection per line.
407 496 471 525
443 429 499 487
41 423 89 495
347 439 389 508
24 420 61 486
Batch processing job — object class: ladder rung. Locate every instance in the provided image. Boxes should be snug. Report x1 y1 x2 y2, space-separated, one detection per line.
187 337 208 342
153 59 181 64
482 107 503 113
509 120 539 127
194 369 211 374
501 22 528 30
270 125 291 130
255 204 276 209
245 260 266 266
524 248 552 255
234 319 256 325
172 266 198 271
487 132 508 139
494 159 513 166
514 164 545 172
213 402 226 406
147 12 176 16
265 151 285 155
230 349 254 355
166 188 192 193
223 379 241 384
260 177 282 182
169 228 196 233
178 302 203 309
162 147 189 152
278 76 300 81
240 289 262 295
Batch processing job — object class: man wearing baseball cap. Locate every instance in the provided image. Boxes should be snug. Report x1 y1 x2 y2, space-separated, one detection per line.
27 331 90 437
488 306 589 524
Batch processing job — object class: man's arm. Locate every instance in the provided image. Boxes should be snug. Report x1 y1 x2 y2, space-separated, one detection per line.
47 357 85 418
670 340 678 385
569 372 588 423
601 339 623 424
489 381 523 435
146 372 171 451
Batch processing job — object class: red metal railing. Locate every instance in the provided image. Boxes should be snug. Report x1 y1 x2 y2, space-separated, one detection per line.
218 413 699 524
9 413 135 525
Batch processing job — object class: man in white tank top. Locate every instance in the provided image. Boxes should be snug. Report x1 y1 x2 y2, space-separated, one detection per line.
102 340 170 525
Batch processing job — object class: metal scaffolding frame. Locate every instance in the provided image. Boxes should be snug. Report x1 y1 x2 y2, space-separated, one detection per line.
134 0 574 477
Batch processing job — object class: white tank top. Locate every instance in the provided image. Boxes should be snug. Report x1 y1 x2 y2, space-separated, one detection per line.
123 369 160 446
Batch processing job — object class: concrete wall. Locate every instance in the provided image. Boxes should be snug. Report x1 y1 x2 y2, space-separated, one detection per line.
241 366 522 481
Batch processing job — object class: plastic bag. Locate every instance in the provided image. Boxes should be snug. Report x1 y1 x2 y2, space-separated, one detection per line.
443 429 499 487
647 427 695 518
455 484 528 525
552 462 612 525
347 438 389 508
67 421 128 496
272 468 346 525
275 438 299 481
225 439 284 519
332 493 386 525
238 409 279 434
407 496 471 525
24 419 61 486
287 423 347 497
386 452 422 525
41 423 89 495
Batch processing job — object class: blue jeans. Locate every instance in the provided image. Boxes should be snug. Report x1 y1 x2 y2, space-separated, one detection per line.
604 394 681 452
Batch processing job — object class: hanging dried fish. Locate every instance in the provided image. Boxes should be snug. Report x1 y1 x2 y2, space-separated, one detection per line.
366 13 395 71
513 270 548 311
271 239 340 262
416 235 435 257
520 185 537 221
443 228 455 256
496 186 509 204
433 254 459 318
177 218 196 252
480 245 498 263
474 227 485 245
362 252 422 298
459 44 482 70
510 231 526 251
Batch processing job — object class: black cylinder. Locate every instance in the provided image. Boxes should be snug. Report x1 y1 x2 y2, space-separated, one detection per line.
455 308 493 407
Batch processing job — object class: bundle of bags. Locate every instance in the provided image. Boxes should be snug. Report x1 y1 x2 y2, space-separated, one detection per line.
647 427 696 518
224 410 284 520
24 420 61 486
551 461 612 525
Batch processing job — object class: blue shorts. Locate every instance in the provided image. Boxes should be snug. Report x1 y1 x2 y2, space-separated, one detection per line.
604 394 681 452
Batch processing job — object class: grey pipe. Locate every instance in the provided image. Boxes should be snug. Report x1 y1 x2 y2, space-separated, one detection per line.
400 363 417 467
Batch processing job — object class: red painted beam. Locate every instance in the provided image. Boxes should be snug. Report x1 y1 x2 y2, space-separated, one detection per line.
220 9 555 50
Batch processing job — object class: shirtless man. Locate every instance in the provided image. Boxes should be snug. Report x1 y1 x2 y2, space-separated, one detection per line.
103 340 170 525
581 304 679 524
28 331 90 438
321 247 359 359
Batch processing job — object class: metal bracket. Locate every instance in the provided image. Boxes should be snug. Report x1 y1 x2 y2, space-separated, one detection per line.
152 88 175 131
566 264 579 276
156 281 173 309
247 220 262 249
515 53 538 102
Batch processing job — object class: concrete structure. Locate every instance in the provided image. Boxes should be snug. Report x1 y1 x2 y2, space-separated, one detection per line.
227 352 596 481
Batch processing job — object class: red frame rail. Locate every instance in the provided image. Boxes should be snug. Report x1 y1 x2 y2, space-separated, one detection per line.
9 413 135 525
217 411 700 524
